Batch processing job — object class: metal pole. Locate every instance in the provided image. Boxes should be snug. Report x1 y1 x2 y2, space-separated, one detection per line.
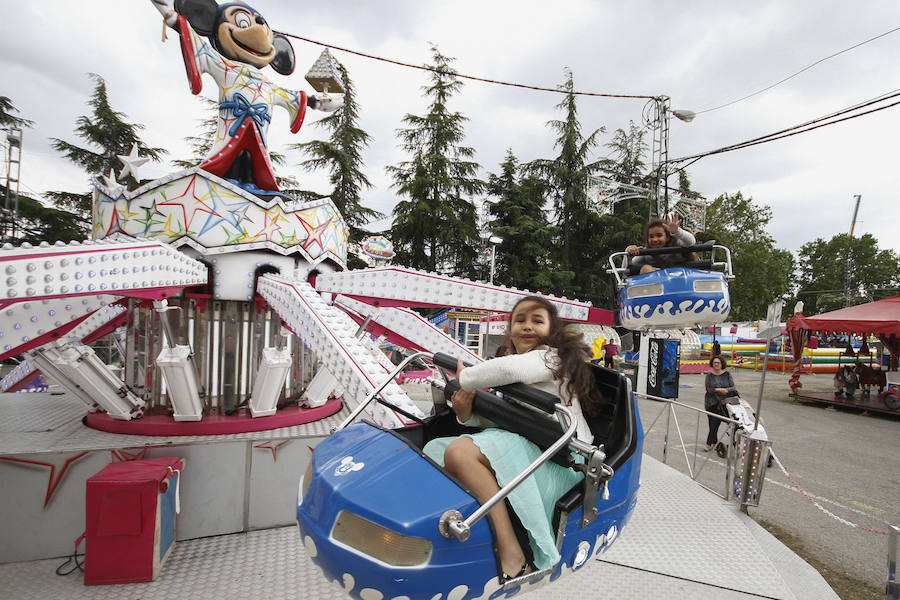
844 194 861 308
888 525 899 600
489 244 496 285
753 337 771 431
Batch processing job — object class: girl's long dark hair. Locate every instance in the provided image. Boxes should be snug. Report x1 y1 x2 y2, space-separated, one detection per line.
505 296 607 415
643 218 698 267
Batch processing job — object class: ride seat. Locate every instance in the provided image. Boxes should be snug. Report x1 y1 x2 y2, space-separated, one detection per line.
553 364 637 534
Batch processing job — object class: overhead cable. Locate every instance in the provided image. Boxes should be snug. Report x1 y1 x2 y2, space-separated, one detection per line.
694 26 900 114
668 89 900 169
277 31 656 100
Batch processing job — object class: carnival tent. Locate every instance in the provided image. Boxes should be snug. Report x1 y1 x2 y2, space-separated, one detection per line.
785 295 900 390
788 295 900 339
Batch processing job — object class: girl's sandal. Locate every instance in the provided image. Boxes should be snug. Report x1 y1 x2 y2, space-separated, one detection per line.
501 563 531 583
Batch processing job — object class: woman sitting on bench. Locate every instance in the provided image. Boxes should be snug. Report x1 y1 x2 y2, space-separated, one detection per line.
423 296 607 580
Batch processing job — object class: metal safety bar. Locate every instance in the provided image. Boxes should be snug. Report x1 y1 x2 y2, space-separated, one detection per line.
332 351 434 432
606 244 734 288
438 402 585 542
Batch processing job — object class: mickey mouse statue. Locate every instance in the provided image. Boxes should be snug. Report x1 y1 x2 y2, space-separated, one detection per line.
150 0 341 193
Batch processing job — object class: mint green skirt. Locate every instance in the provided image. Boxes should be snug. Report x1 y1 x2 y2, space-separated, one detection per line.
423 428 584 570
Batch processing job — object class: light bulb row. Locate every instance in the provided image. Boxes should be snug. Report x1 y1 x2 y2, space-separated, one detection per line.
316 266 592 321
2 240 207 301
0 296 114 354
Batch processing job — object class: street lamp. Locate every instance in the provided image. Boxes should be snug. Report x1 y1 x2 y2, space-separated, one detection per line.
488 235 503 285
646 96 695 219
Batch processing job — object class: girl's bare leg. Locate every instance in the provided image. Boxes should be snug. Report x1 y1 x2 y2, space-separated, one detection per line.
443 437 527 578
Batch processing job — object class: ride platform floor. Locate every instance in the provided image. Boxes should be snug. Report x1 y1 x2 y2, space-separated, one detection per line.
0 454 837 600
791 390 899 416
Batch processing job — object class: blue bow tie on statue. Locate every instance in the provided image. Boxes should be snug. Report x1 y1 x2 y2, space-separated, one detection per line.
221 93 272 145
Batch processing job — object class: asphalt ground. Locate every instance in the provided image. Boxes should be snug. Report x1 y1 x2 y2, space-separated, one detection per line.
637 367 900 590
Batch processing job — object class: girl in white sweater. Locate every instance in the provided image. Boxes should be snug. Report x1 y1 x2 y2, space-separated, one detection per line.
423 296 607 580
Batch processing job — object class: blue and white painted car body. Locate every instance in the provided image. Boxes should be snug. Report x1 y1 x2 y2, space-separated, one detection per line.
607 244 734 331
618 267 731 330
297 363 643 600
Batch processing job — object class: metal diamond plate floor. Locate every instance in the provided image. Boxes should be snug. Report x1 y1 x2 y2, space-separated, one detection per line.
0 454 838 600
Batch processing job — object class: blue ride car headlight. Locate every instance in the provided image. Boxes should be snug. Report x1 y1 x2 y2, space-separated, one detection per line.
626 283 664 298
331 510 433 566
693 279 725 293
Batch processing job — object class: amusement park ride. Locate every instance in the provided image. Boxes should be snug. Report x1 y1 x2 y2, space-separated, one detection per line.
0 1 737 598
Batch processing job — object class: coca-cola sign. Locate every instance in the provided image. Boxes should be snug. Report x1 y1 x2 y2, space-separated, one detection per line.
648 340 659 390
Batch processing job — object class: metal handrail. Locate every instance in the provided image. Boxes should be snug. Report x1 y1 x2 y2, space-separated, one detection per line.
637 391 741 498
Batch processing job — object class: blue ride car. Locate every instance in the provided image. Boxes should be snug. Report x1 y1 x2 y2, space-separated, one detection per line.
608 243 734 331
297 353 643 600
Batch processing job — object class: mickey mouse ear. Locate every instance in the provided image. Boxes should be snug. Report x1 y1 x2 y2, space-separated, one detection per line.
175 0 219 36
270 33 295 75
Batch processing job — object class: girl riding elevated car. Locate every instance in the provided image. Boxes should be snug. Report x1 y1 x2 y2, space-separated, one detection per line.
626 214 698 275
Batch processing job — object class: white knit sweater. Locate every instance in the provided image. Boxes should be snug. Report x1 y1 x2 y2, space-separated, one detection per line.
457 346 593 443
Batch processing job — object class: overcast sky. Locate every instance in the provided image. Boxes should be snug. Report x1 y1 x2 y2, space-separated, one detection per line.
3 0 899 259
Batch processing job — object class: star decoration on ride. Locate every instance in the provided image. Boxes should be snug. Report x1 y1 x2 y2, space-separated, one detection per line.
255 205 289 242
0 452 90 508
101 168 123 194
117 144 150 182
253 440 292 462
194 189 247 236
299 215 335 253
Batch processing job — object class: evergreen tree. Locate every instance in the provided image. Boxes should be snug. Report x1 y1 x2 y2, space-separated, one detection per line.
599 121 648 189
387 46 483 276
292 63 382 247
48 74 165 219
696 192 795 320
485 150 558 291
1 97 85 241
526 71 605 300
0 96 34 129
591 122 653 304
1 184 85 243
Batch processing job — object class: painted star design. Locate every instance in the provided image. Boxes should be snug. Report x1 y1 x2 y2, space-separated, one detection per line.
161 213 192 238
233 204 255 227
0 452 90 507
104 205 125 237
299 215 335 253
278 231 302 246
253 440 291 462
117 144 149 181
223 226 247 245
158 174 205 231
246 81 267 104
135 206 166 236
256 205 288 241
195 190 248 236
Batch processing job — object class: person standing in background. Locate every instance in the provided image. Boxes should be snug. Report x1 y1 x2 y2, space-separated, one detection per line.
603 339 619 369
704 355 738 452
